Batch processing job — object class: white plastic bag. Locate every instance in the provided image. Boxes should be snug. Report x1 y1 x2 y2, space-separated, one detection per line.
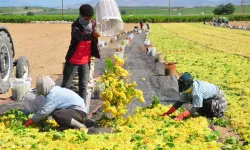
95 0 124 36
22 90 46 114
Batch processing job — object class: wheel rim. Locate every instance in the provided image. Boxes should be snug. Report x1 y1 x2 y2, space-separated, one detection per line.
22 62 29 78
0 44 11 81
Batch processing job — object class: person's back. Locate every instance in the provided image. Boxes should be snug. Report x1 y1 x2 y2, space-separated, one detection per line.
161 72 227 120
23 76 91 132
47 86 86 112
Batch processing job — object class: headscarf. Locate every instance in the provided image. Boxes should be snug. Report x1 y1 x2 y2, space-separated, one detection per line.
178 72 194 92
36 76 55 96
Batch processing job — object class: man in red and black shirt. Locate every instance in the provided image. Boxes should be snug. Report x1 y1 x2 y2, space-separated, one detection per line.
62 4 100 102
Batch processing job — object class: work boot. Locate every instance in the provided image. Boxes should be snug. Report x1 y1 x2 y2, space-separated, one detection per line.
85 119 95 128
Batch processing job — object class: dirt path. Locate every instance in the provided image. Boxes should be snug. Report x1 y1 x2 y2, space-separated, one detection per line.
230 21 250 27
121 32 179 114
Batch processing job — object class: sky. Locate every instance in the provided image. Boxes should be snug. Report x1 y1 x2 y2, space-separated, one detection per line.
0 0 91 7
0 0 242 7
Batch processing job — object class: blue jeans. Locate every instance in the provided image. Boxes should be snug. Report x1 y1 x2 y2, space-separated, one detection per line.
61 61 90 102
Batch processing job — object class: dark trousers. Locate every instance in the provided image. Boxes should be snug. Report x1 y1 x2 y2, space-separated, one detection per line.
198 99 214 118
61 61 90 101
52 109 87 131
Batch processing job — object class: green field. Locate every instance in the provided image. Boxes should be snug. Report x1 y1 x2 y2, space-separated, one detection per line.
34 6 250 16
0 14 250 23
0 6 49 14
1 6 250 16
1 5 250 23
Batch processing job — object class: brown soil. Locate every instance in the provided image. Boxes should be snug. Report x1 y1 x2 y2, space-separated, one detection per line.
229 21 250 27
0 23 137 99
215 126 243 145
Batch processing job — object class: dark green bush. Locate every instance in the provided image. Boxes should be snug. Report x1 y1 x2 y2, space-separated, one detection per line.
0 14 250 23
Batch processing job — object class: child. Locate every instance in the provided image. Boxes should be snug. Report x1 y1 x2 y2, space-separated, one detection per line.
61 4 100 102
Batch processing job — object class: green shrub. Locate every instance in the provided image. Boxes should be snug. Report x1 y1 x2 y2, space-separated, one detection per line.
27 12 34 16
0 14 250 23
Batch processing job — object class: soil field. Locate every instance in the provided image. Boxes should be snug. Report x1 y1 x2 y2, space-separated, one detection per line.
0 23 137 98
229 21 250 27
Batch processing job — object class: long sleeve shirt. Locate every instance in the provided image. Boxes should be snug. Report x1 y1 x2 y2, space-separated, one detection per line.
32 86 87 122
175 80 218 114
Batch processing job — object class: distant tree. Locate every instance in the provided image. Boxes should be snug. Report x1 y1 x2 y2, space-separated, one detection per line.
27 12 34 16
121 10 127 15
213 3 235 15
224 3 235 14
213 5 224 15
24 6 29 9
49 8 56 11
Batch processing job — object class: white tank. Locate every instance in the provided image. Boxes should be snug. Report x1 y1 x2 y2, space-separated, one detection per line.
10 78 31 101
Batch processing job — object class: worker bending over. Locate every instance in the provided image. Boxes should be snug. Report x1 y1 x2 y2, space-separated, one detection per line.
161 72 227 121
23 76 91 133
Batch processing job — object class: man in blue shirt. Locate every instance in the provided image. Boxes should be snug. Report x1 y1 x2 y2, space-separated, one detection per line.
23 76 92 133
161 72 227 121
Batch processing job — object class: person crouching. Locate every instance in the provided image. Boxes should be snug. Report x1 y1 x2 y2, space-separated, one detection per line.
23 76 92 133
161 72 227 121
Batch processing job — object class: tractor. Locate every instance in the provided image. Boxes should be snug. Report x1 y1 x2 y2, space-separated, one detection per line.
0 26 30 94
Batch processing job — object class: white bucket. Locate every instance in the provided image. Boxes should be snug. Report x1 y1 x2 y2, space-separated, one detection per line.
147 48 151 55
144 39 150 46
138 30 142 34
129 34 134 39
122 40 129 46
125 40 130 45
119 45 125 51
99 41 105 47
10 78 31 101
149 47 157 56
114 52 124 59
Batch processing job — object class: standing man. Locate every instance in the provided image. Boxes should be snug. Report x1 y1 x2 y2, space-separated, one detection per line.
140 21 144 30
161 72 227 121
62 4 101 101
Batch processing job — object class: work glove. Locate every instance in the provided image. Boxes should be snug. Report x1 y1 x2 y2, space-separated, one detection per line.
160 106 176 116
174 110 190 121
23 119 33 127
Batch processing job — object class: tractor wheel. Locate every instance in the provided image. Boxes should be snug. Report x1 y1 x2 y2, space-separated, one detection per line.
16 56 30 79
0 31 13 94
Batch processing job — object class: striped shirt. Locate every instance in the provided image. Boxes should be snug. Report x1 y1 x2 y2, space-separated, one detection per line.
179 80 218 108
